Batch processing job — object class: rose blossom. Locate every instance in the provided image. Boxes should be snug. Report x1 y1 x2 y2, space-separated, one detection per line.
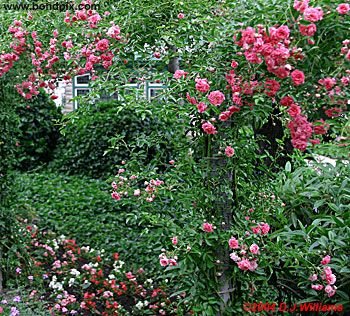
202 222 214 233
159 257 169 267
325 285 336 297
299 23 317 37
287 104 301 117
275 25 290 40
208 90 225 106
303 7 323 22
337 3 349 15
202 122 217 135
219 111 231 122
321 255 331 265
280 95 295 107
171 236 178 245
326 273 336 285
309 274 318 281
293 0 309 13
311 284 323 291
291 70 305 85
230 252 240 262
237 259 251 271
197 102 208 113
177 13 185 19
249 243 260 255
195 78 210 93
228 237 239 249
111 192 121 200
225 146 235 157
96 39 109 51
173 69 188 79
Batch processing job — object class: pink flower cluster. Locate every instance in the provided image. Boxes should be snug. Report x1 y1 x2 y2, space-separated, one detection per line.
309 255 337 298
236 25 304 81
280 96 313 151
111 166 164 203
159 253 177 267
0 20 26 77
229 241 259 272
250 222 270 235
228 220 270 272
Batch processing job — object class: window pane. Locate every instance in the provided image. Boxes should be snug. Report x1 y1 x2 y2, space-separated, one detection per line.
76 75 90 85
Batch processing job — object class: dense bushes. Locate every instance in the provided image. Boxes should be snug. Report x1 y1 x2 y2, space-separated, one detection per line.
52 99 183 179
15 92 62 170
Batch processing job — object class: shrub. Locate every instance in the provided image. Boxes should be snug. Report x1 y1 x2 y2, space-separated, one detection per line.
15 91 62 171
52 99 182 179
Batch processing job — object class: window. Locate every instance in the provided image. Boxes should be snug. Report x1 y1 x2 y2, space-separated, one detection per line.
73 75 91 109
145 82 167 101
71 75 167 109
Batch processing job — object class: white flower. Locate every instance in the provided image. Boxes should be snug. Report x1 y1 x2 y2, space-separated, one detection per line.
68 278 75 287
135 301 144 309
108 274 115 279
144 300 149 307
70 269 80 277
145 279 153 284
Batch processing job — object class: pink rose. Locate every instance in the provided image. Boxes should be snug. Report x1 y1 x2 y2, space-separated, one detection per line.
325 285 336 297
202 222 214 233
197 102 208 113
249 244 260 255
230 252 240 262
248 260 258 271
96 39 109 52
177 13 185 19
275 25 290 40
159 258 169 266
171 236 178 245
228 237 239 249
107 24 121 39
202 122 217 135
173 69 188 79
291 70 305 86
280 95 295 107
337 3 349 15
195 78 210 93
219 111 231 122
294 0 309 13
260 222 270 235
287 104 301 117
208 90 225 106
237 259 251 271
299 23 317 37
231 60 238 68
225 146 235 157
326 273 336 285
321 255 331 265
311 284 324 291
153 52 161 58
309 274 318 281
111 192 121 201
303 7 323 22
168 258 177 266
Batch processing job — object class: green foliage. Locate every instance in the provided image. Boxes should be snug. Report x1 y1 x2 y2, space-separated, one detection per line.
0 77 20 202
52 99 181 179
16 91 62 170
